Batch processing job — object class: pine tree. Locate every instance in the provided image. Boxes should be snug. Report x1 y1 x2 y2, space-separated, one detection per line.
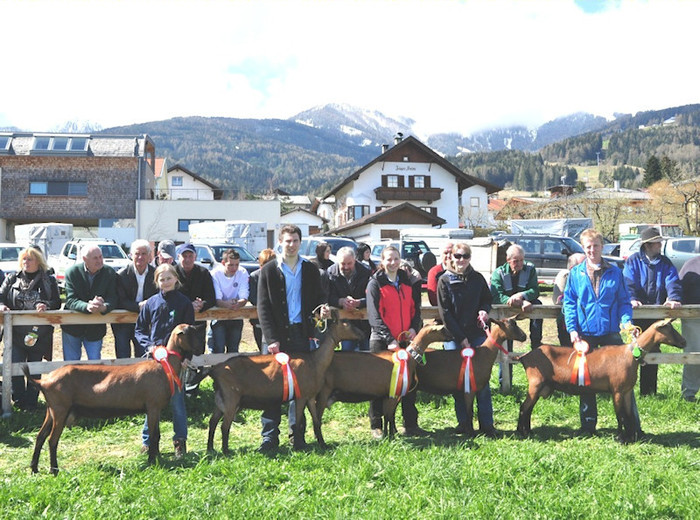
644 155 662 186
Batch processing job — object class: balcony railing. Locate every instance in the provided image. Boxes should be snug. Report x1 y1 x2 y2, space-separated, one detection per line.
374 186 443 203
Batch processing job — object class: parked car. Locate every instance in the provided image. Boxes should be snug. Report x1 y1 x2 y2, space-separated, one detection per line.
192 243 259 274
603 243 620 257
276 236 357 263
368 239 436 282
0 242 23 278
623 236 700 272
498 234 624 284
51 238 130 288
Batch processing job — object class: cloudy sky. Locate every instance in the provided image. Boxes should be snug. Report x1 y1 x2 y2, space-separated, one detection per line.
1 0 697 136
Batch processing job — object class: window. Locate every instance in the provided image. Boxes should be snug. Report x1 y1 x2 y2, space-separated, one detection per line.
421 206 437 216
413 176 425 188
671 239 695 253
387 175 399 188
376 205 389 212
177 218 222 233
0 135 12 154
171 176 184 187
347 205 369 221
470 197 480 208
29 181 87 196
30 135 90 154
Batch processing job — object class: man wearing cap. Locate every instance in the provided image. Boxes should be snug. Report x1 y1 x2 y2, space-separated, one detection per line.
175 243 215 396
112 239 157 358
623 227 682 395
155 240 176 266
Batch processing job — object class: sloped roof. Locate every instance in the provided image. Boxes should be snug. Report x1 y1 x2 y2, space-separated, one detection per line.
322 135 501 199
167 163 223 199
281 207 329 223
331 202 446 234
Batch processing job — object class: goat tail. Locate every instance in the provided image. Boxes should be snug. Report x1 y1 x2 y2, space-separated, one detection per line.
22 364 43 390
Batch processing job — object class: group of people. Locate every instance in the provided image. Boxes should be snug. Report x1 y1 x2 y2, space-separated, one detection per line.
1 223 697 452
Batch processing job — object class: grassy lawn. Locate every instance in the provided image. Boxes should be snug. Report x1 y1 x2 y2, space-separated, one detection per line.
1 345 698 518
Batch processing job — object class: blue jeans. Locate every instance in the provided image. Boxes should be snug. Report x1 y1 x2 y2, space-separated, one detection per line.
207 320 243 354
340 338 370 351
444 336 494 429
142 386 187 445
111 323 145 358
62 331 103 361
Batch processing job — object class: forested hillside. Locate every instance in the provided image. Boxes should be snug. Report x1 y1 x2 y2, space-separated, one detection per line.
99 103 700 198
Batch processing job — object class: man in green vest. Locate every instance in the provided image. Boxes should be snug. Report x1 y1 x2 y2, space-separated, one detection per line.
490 244 543 350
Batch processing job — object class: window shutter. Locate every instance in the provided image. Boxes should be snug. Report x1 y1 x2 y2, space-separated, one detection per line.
381 175 387 187
425 176 431 188
408 176 414 188
398 176 405 187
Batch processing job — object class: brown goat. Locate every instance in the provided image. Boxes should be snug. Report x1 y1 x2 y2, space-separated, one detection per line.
516 318 686 442
206 317 362 453
25 324 205 474
313 324 449 443
417 318 527 436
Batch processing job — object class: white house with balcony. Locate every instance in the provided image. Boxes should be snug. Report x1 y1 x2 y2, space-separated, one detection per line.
155 162 222 201
320 135 501 241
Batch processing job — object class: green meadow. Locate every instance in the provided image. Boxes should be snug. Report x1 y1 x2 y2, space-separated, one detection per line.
0 353 697 519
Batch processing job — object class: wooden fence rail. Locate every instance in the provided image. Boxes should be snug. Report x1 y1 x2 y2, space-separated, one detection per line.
3 305 700 417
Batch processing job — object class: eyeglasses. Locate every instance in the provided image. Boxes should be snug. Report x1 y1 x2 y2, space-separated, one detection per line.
452 253 471 260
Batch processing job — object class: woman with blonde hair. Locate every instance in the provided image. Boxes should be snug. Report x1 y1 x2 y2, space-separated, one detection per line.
0 247 61 410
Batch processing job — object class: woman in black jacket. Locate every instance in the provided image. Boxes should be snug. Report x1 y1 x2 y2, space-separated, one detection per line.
0 247 61 409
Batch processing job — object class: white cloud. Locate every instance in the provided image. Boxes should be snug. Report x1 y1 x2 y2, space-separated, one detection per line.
1 0 698 135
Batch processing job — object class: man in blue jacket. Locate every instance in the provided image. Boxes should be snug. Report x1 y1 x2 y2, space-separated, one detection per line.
623 227 682 395
564 229 636 435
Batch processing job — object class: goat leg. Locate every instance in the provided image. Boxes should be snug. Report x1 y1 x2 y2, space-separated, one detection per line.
31 409 53 473
383 398 399 438
220 399 240 455
291 399 309 450
48 411 68 476
613 391 636 444
146 409 161 464
461 393 476 437
517 382 543 436
306 397 327 449
207 407 224 452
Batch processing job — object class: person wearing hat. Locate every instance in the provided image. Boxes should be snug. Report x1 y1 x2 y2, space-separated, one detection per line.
175 243 216 399
155 240 176 266
623 227 682 395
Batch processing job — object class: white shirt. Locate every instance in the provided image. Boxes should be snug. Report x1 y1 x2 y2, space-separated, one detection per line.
212 266 250 301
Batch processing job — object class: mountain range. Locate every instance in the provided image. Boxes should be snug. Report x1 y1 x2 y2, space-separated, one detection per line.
5 102 699 196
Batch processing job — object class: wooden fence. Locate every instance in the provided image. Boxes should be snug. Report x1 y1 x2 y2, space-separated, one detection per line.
3 305 700 417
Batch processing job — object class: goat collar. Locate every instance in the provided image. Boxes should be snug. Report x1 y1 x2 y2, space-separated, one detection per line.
405 344 426 365
629 344 647 364
485 328 509 356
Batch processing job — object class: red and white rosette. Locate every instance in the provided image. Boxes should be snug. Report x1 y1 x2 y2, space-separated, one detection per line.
570 340 591 386
457 347 476 394
275 352 301 402
152 346 182 396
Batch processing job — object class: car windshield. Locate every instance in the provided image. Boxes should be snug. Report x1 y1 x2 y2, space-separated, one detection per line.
323 239 357 255
562 237 584 253
0 246 21 262
210 245 256 262
99 245 127 259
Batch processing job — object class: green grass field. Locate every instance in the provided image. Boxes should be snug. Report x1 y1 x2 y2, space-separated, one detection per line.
0 345 697 519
